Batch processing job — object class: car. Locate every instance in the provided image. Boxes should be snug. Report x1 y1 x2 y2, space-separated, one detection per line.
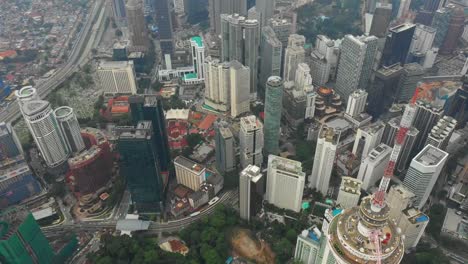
190 211 200 217
208 196 219 205
456 211 462 216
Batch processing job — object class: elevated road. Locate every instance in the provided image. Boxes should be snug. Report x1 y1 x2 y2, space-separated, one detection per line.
0 0 105 123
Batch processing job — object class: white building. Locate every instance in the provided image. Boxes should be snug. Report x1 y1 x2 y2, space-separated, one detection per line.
239 165 264 221
204 57 231 111
294 226 322 264
336 177 362 209
230 60 251 117
310 35 341 86
397 0 411 18
21 100 70 167
309 126 340 195
15 86 39 111
97 61 138 96
357 143 392 190
266 155 305 212
283 34 306 82
397 207 429 249
345 89 368 118
305 91 317 120
387 184 416 222
410 24 436 55
295 63 313 91
352 121 385 160
54 106 85 153
174 156 206 191
190 36 205 80
403 145 448 209
239 116 264 168
425 115 457 150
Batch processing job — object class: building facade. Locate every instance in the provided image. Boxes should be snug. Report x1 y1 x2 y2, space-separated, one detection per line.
126 0 150 52
239 116 264 168
174 156 206 191
425 115 457 150
357 143 392 190
336 177 362 209
259 26 282 95
230 61 251 117
54 106 85 154
239 165 264 221
214 124 235 174
263 76 284 156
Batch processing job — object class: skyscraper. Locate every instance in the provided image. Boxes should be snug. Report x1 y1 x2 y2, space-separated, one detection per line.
239 115 264 168
403 144 448 209
111 0 127 19
396 63 425 103
203 57 231 111
335 35 378 100
263 76 284 157
445 74 468 128
230 60 251 117
440 7 465 54
387 184 416 221
398 207 429 249
368 64 404 117
97 61 138 96
174 156 206 191
432 8 451 47
214 124 235 174
0 123 23 160
345 89 368 118
410 24 437 56
256 0 275 26
294 226 322 264
309 126 340 195
397 0 411 19
54 106 85 154
412 100 444 154
266 155 305 212
116 121 165 212
129 95 171 172
221 14 259 99
20 100 69 167
239 165 264 221
425 115 457 150
153 0 174 55
336 177 362 209
370 2 393 38
208 0 247 34
126 0 150 52
190 36 205 80
259 26 282 96
357 143 392 190
283 34 306 82
381 23 416 67
352 121 385 160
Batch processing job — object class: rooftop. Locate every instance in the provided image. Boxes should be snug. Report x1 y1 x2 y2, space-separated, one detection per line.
340 177 362 194
390 23 416 33
191 36 203 48
414 144 448 167
402 207 429 224
174 156 205 174
240 115 263 131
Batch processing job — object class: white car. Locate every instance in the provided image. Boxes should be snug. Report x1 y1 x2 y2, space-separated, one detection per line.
208 196 219 205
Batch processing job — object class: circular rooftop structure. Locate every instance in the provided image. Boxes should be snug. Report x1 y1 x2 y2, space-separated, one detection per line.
22 100 51 117
15 86 37 101
54 106 74 121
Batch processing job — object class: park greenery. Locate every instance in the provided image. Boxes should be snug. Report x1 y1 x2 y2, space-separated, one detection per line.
297 0 363 43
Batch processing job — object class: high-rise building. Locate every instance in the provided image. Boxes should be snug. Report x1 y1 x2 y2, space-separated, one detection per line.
412 100 444 154
221 14 259 99
126 0 150 52
305 91 317 120
345 89 368 118
266 155 305 212
387 184 416 221
129 95 171 172
208 0 247 34
370 2 393 38
116 121 165 212
264 76 284 157
382 116 420 174
397 0 411 18
203 57 231 111
174 156 206 191
295 63 313 91
381 23 416 67
311 35 340 84
15 86 39 111
410 24 437 56
20 100 69 167
153 0 174 55
357 143 392 190
190 36 205 80
425 0 442 11
239 165 264 221
425 115 457 150
97 61 138 96
268 18 293 51
256 0 275 25
335 35 378 100
230 60 251 117
283 34 306 82
352 121 385 160
54 106 85 154
239 116 264 168
309 126 340 195
432 8 451 47
396 63 425 103
0 123 23 160
0 209 65 263
0 164 41 209
445 74 468 128
294 226 322 264
336 177 362 209
368 64 404 117
398 207 429 249
259 26 282 95
214 124 235 174
111 0 127 19
440 7 465 54
403 144 448 209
